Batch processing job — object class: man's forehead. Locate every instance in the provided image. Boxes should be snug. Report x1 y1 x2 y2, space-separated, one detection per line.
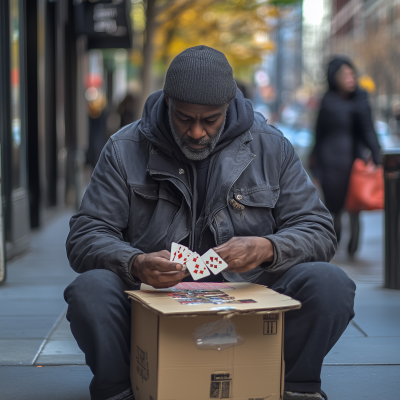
170 98 227 117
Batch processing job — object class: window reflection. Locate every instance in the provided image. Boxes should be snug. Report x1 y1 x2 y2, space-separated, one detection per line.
10 0 21 189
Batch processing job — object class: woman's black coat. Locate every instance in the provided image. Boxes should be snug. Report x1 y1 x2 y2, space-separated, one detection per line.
312 57 381 214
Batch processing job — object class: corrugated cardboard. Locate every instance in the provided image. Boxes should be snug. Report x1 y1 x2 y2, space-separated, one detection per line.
126 282 301 400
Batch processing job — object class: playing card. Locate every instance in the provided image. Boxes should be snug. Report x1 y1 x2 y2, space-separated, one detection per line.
178 249 192 271
170 242 189 263
180 249 193 265
201 249 228 275
185 252 210 280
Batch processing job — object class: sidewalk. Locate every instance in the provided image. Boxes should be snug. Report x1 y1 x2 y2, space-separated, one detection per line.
0 211 91 399
1 210 400 399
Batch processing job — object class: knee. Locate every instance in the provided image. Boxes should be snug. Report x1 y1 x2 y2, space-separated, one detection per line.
290 262 356 316
295 262 354 290
64 270 126 316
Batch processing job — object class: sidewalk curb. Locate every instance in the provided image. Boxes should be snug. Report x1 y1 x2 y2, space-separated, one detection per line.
31 306 68 365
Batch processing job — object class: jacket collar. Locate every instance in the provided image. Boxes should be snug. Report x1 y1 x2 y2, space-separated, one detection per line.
146 146 193 211
146 130 254 222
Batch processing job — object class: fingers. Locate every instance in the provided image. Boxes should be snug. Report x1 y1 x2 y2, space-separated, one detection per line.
153 256 184 272
157 249 172 260
213 245 233 262
224 258 242 271
214 238 255 272
214 247 244 268
214 237 242 260
214 237 237 253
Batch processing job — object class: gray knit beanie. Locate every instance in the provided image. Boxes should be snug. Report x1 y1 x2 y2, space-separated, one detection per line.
163 45 237 106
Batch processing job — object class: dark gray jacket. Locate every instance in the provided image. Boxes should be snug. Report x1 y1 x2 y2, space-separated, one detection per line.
66 92 336 286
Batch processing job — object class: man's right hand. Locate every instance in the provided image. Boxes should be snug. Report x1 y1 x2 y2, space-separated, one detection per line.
132 250 188 288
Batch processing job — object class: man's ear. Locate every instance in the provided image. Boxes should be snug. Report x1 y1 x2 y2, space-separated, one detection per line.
164 94 170 107
226 101 231 110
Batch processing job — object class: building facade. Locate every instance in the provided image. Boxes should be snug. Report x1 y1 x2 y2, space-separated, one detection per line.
0 0 132 269
329 0 400 120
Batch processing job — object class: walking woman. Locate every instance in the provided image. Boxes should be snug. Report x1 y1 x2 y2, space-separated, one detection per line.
310 56 381 257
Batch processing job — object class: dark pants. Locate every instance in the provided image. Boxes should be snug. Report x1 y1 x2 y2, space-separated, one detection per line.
64 262 356 400
333 211 360 256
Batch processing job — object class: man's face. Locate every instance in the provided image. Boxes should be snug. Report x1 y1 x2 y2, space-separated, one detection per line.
166 96 229 160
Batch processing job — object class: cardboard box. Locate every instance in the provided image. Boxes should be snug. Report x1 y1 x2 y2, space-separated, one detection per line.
126 282 301 400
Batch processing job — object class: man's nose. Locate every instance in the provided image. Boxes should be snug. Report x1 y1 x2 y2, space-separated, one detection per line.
188 121 205 139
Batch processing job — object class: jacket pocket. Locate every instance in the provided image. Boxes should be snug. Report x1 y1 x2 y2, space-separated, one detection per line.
232 184 280 208
130 184 159 200
130 184 180 206
227 185 279 237
129 183 187 253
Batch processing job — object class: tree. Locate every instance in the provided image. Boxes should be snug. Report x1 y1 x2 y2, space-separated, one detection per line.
131 0 300 106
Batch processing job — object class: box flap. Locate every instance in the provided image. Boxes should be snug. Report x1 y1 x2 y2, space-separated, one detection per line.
125 282 300 316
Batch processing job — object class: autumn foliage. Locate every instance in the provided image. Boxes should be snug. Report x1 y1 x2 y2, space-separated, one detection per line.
131 0 298 102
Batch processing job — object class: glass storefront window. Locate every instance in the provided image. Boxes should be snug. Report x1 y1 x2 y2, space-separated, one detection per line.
10 0 21 189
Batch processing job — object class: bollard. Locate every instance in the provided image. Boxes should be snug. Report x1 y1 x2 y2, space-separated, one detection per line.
383 149 400 289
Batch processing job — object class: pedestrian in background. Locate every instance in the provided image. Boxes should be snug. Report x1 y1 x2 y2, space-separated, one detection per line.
117 93 138 128
310 56 381 258
86 90 108 170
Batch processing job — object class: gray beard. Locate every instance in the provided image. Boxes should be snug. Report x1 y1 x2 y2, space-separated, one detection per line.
168 108 226 161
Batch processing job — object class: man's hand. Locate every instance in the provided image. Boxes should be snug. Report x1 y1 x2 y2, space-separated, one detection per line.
132 250 189 288
214 237 274 273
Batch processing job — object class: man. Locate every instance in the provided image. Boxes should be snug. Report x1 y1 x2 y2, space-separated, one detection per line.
65 46 355 400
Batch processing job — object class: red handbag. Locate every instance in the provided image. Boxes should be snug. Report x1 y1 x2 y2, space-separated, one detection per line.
345 159 384 213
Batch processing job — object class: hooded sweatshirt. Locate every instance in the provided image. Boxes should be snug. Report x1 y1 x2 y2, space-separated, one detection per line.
140 88 254 223
326 56 356 92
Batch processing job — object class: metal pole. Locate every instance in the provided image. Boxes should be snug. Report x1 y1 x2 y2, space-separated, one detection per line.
383 149 400 289
0 145 6 284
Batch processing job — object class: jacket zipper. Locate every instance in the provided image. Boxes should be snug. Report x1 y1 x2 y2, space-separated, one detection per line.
148 170 193 198
149 169 196 249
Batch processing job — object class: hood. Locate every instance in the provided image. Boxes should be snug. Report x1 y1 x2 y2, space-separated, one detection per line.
140 88 254 162
327 56 357 91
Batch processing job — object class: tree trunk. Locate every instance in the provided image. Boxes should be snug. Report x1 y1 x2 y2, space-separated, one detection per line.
140 0 157 111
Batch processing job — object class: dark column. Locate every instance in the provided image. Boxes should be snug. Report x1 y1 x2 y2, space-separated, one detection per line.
383 150 400 290
25 0 40 227
60 0 77 206
44 1 57 207
0 0 12 242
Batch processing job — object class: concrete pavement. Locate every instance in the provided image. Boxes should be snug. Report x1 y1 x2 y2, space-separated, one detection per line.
1 209 400 399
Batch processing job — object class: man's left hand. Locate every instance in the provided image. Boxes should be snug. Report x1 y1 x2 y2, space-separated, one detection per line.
213 237 274 273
